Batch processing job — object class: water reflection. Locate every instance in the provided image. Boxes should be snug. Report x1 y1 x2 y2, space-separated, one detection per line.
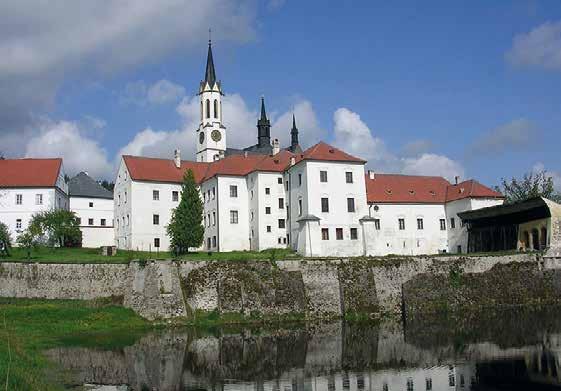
48 308 561 390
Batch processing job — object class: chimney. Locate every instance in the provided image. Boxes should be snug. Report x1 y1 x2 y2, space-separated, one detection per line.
244 151 248 158
272 138 280 155
454 176 460 185
290 156 296 166
174 149 181 168
369 170 375 180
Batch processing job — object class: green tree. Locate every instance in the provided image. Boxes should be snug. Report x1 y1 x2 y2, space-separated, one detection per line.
28 209 81 247
16 231 39 260
167 169 204 254
496 170 561 204
0 221 11 256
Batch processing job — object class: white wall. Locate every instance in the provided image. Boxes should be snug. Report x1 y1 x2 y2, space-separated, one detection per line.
114 159 133 249
216 176 250 252
80 226 115 248
70 196 114 248
252 172 288 250
201 177 218 251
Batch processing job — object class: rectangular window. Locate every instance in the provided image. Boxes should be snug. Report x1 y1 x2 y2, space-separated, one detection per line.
265 187 270 195
285 180 289 191
350 228 358 240
336 228 343 240
347 197 355 212
212 236 217 247
230 210 238 224
298 199 303 216
450 217 456 229
212 187 215 199
457 245 462 254
35 194 43 205
417 218 424 230
16 219 22 229
230 185 238 198
152 190 159 201
154 238 160 248
298 173 302 186
426 378 432 391
278 237 282 244
89 201 94 207
124 191 127 203
278 219 286 229
207 237 211 249
265 206 271 214
320 170 328 182
153 214 159 225
266 225 271 232
207 214 211 227
321 197 329 213
321 228 329 240
277 177 283 184
172 191 179 201
77 218 81 225
88 218 94 226
278 198 284 209
212 211 216 226
398 218 405 230
204 215 206 227
374 219 381 230
16 194 22 205
101 219 106 226
345 171 353 183
440 219 446 230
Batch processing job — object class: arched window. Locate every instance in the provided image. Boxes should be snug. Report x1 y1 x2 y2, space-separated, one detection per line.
205 99 210 119
541 227 547 249
213 99 218 119
523 231 530 250
200 101 203 120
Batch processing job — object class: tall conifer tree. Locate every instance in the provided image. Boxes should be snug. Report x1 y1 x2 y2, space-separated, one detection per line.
167 169 204 254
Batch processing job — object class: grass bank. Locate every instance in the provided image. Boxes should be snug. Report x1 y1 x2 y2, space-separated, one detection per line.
0 298 151 390
1 246 298 264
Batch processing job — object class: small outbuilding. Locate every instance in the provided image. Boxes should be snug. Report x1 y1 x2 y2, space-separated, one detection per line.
458 197 561 255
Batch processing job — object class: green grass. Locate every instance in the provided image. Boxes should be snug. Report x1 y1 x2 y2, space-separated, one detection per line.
0 298 151 390
1 246 298 264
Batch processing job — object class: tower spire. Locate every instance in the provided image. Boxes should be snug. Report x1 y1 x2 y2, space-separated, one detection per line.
291 113 300 151
260 96 268 120
257 96 271 147
204 35 217 87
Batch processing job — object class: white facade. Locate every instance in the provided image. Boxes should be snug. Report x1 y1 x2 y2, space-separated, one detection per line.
69 197 114 248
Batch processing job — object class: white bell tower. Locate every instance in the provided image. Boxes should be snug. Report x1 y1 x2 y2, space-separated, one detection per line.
196 39 226 162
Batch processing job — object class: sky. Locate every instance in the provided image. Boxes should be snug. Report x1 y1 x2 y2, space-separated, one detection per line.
0 0 560 190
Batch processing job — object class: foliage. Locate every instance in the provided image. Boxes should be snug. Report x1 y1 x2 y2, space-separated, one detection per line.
496 170 561 204
100 180 115 192
0 221 11 256
28 209 81 248
167 169 204 254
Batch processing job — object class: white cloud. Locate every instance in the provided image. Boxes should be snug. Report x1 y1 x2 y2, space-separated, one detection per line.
121 79 186 106
401 139 433 157
402 153 465 182
271 100 323 149
533 162 561 192
507 20 561 70
471 118 537 155
24 120 112 180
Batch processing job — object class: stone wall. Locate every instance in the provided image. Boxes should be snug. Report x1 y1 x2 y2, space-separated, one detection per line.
0 253 558 320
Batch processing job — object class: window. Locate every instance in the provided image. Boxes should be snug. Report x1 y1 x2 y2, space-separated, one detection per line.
350 228 358 240
213 99 218 119
406 378 413 391
35 194 43 205
398 218 405 230
207 237 211 249
205 99 210 119
77 218 82 225
457 245 462 254
212 187 215 199
153 214 159 225
320 170 328 182
212 211 216 226
417 218 424 230
207 190 210 202
265 206 271 214
278 198 284 209
124 191 127 203
321 228 329 240
278 219 285 229
251 190 254 199
346 172 353 183
207 213 211 227
154 238 160 248
440 219 446 230
450 217 456 229
285 180 289 191
426 378 432 391
101 219 106 226
265 187 270 195
347 198 355 212
374 219 381 230
16 194 22 205
212 236 216 247
172 191 179 202
89 201 94 207
278 237 282 244
321 197 329 213
88 218 94 226
298 199 303 216
251 211 254 221
204 215 206 227
230 210 238 224
267 225 271 232
336 228 343 240
152 190 159 201
118 194 121 205
16 219 22 229
127 215 130 225
448 374 455 387
277 177 283 184
230 185 238 198
298 173 302 186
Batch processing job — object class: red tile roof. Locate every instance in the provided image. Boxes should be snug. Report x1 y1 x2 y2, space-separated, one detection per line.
123 156 210 184
0 158 62 188
445 180 504 202
365 174 504 204
365 173 450 204
297 142 365 164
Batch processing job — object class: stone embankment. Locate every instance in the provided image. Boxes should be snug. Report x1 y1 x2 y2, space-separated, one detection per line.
0 253 560 320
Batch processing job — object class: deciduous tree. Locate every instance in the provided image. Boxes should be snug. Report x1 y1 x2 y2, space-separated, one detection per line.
496 170 561 204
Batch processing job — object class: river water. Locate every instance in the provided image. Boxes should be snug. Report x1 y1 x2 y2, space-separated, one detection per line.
48 307 561 390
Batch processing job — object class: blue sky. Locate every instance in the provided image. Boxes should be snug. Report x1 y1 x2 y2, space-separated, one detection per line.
1 1 560 188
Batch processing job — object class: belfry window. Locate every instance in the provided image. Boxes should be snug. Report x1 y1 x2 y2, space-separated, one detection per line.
213 99 218 118
206 99 210 119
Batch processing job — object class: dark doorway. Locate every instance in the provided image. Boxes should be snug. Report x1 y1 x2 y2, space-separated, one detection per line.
532 229 540 250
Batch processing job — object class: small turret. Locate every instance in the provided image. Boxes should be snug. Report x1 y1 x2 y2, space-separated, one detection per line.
257 97 271 148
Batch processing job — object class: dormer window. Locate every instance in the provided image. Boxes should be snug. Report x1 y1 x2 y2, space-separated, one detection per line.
429 190 436 196
409 190 415 195
386 189 392 195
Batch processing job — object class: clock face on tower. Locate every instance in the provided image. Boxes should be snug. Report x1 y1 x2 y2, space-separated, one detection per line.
211 129 222 142
199 132 205 144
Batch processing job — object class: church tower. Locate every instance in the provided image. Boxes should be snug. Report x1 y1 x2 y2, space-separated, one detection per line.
196 39 226 162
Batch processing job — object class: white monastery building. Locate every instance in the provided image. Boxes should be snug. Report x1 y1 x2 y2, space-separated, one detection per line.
114 41 505 256
0 158 68 241
68 172 114 248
